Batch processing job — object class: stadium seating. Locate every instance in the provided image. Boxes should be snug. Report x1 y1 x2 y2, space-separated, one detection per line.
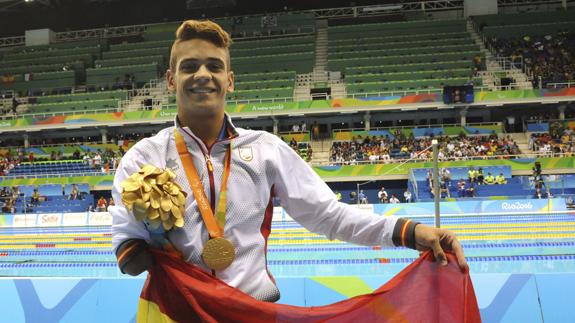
328 19 483 95
8 161 96 176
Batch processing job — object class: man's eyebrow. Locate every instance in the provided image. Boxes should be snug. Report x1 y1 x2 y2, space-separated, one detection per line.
179 57 225 65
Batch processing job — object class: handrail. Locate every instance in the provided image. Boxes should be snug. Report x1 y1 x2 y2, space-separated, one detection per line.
331 122 502 133
0 171 115 180
0 107 119 120
545 82 575 89
314 151 574 167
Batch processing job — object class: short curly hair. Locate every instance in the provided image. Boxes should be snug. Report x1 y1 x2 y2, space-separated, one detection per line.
169 20 233 71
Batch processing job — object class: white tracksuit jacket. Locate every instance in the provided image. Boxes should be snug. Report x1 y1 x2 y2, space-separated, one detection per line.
110 115 401 302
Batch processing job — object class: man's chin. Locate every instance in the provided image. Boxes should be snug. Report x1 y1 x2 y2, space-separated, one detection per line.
180 104 225 118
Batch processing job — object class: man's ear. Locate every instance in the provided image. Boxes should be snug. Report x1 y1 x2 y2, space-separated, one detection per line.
166 69 176 93
227 71 235 93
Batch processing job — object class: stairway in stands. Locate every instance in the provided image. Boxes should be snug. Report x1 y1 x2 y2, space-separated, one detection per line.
466 19 532 90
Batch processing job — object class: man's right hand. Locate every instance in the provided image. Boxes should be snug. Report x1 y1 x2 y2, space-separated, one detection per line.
116 239 153 276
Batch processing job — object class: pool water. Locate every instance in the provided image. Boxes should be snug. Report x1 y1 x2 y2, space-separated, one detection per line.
0 213 574 278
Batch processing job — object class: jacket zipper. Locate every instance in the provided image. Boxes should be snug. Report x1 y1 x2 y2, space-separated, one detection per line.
204 148 216 213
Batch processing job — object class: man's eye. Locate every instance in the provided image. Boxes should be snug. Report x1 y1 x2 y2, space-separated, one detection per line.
209 63 224 71
180 64 198 72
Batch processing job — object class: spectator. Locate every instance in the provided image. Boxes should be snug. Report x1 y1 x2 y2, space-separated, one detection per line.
466 184 476 198
358 190 368 204
349 191 357 204
69 184 79 200
468 167 476 184
30 189 42 206
495 173 507 185
484 173 495 185
334 191 342 201
457 179 466 197
441 168 451 187
403 189 412 203
476 168 484 185
389 194 400 204
96 196 108 212
440 178 450 198
1 198 15 214
0 186 9 198
378 187 388 203
28 152 34 164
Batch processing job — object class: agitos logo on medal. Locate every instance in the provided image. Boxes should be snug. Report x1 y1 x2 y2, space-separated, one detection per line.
238 146 253 161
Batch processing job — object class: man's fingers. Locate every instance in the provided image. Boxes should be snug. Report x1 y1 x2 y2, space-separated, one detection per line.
450 237 469 272
432 238 448 266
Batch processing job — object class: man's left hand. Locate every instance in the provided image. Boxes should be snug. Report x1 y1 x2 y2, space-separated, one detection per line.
414 224 468 272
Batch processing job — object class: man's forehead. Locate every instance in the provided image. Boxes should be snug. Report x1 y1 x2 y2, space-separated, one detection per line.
173 39 229 64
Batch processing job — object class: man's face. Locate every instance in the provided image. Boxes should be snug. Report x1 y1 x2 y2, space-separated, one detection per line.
167 38 234 118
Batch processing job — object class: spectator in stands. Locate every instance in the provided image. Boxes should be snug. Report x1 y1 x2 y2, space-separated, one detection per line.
289 138 297 150
483 172 495 185
96 196 108 212
28 152 34 165
378 187 388 203
389 194 400 204
440 178 450 199
476 168 484 186
349 191 357 204
1 198 15 214
291 123 300 132
466 184 476 198
426 169 433 188
440 168 452 187
312 121 319 140
468 167 476 184
30 189 42 206
69 184 79 200
488 31 575 88
403 189 412 203
334 191 342 201
83 153 91 165
358 190 368 204
11 186 20 200
93 152 102 170
457 179 466 197
495 173 507 185
306 146 313 162
0 187 9 198
109 197 115 210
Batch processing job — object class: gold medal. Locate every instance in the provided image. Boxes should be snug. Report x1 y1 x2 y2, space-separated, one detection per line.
201 237 236 270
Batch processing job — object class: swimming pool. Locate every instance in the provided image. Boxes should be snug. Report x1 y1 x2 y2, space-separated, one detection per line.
0 212 574 277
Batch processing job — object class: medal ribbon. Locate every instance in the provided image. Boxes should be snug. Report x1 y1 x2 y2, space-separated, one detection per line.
174 129 231 239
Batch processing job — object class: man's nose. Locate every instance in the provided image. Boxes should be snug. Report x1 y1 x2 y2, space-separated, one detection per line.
194 65 211 81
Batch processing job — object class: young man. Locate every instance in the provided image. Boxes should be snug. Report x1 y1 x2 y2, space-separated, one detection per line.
111 20 467 302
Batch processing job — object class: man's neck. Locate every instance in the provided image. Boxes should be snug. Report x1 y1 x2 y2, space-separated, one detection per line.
178 112 225 148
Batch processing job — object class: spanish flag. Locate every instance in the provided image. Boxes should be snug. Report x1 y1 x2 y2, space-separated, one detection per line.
137 250 480 322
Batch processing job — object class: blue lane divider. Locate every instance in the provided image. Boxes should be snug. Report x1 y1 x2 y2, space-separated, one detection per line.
267 241 575 253
0 241 573 257
266 254 575 266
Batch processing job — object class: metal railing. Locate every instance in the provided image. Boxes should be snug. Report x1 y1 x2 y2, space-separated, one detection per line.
0 171 115 180
314 151 573 167
546 82 575 89
0 107 119 121
331 122 502 133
